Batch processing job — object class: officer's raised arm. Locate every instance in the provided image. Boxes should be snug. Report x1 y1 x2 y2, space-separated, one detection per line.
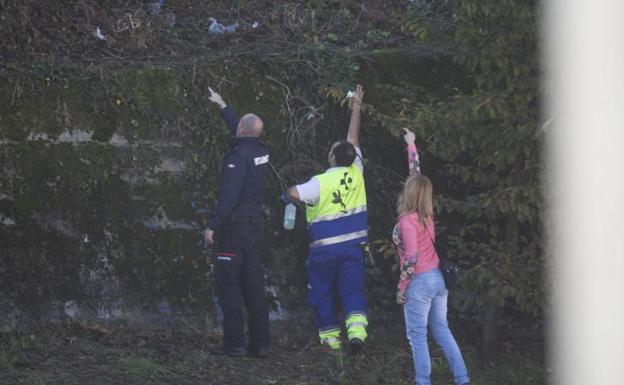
346 84 364 147
208 87 239 138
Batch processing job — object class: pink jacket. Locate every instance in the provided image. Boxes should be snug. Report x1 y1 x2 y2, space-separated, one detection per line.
394 213 439 291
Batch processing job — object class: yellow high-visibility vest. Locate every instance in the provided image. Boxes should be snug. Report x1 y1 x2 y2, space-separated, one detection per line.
305 164 368 249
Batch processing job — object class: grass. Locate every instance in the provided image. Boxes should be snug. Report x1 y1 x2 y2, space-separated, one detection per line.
0 322 545 385
26 372 46 385
118 355 162 377
0 348 17 371
361 353 410 385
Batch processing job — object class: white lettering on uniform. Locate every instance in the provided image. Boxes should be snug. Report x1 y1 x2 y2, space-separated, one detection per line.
254 154 269 166
217 256 232 261
227 164 236 168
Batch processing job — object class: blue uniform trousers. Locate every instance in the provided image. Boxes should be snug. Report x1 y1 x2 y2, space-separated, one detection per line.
307 243 367 331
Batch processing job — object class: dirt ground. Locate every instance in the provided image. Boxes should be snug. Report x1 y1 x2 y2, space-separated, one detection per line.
0 316 545 385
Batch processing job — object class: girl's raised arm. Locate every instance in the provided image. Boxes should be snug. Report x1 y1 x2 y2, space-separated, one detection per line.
402 128 420 176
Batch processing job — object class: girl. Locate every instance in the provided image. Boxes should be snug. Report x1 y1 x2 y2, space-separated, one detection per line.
393 128 469 385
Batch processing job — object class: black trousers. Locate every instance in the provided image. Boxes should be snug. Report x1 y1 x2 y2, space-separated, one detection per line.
214 221 269 351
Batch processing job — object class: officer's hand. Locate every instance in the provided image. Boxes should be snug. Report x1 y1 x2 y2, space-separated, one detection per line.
203 228 215 245
208 87 226 109
396 289 407 305
402 127 415 145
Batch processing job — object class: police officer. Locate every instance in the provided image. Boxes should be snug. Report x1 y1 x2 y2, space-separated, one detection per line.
285 85 368 352
203 87 270 358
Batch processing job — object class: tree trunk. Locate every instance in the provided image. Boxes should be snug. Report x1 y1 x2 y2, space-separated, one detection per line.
481 214 517 359
480 293 499 360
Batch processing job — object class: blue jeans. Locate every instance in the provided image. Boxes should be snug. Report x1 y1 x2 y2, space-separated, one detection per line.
403 269 469 385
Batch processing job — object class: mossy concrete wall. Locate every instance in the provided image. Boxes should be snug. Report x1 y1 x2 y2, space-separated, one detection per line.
0 64 299 332
0 51 464 332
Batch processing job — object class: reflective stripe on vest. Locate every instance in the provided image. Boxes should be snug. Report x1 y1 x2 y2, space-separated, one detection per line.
306 164 368 249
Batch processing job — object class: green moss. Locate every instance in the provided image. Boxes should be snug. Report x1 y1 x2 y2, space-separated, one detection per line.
0 50 472 318
11 142 125 230
114 226 209 302
58 83 117 142
111 67 184 139
0 81 62 141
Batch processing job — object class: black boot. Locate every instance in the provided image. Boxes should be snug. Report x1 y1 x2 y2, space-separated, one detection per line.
349 337 364 354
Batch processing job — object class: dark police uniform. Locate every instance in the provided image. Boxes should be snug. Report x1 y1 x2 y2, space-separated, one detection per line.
206 106 270 354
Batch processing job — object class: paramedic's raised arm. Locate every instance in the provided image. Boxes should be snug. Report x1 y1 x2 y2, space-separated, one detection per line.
346 84 364 147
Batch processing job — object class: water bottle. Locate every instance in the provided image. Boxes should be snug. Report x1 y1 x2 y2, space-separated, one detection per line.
361 242 375 268
283 203 296 230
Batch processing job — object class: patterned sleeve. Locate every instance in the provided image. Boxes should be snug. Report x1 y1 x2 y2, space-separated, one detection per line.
396 216 420 291
407 143 420 176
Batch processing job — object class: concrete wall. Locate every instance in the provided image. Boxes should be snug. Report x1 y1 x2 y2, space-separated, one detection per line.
0 51 462 331
0 65 302 331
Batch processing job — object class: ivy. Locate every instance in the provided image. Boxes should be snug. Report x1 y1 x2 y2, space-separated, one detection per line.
376 0 542 324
